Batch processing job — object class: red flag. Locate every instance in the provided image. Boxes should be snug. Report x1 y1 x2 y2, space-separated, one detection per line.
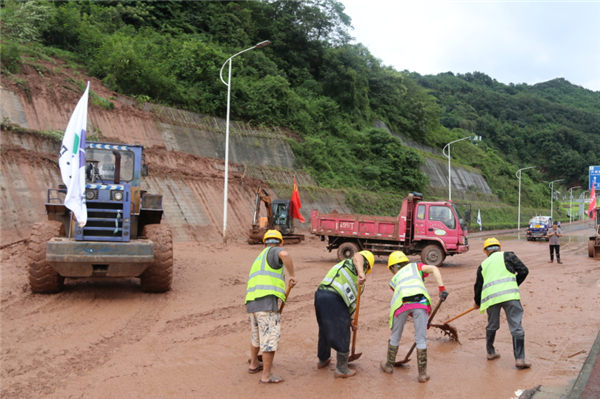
291 175 305 223
589 179 597 219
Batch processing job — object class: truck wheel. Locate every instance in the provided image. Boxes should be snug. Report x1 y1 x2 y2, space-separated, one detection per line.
28 220 65 294
140 224 173 292
590 240 595 258
421 245 445 267
337 242 359 262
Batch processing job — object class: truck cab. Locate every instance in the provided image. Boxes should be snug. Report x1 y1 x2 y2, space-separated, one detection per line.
412 201 468 254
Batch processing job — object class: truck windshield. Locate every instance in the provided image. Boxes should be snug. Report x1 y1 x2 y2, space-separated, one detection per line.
452 205 465 230
85 149 134 182
430 206 456 229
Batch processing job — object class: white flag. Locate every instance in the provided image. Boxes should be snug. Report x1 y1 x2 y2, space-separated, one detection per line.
59 82 90 228
477 209 482 231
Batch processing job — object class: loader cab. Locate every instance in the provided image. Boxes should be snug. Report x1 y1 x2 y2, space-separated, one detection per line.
273 199 295 235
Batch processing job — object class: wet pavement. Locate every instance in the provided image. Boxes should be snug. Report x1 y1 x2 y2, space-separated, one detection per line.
473 220 600 399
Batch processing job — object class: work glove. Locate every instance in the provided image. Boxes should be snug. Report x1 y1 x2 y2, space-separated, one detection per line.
438 286 449 301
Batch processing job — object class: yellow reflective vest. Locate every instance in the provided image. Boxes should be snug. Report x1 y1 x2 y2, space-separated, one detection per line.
388 262 431 328
245 247 286 304
321 259 362 314
480 251 520 313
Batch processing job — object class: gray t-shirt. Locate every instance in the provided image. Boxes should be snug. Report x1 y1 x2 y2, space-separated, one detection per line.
246 247 285 313
549 228 562 245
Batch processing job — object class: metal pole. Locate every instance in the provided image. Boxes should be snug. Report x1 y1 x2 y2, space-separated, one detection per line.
443 136 473 202
448 144 451 201
516 166 536 230
548 179 564 221
223 59 232 243
517 169 522 229
219 41 271 244
568 186 580 223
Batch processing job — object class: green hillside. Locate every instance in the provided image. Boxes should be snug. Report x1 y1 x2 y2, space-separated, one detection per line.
1 0 598 220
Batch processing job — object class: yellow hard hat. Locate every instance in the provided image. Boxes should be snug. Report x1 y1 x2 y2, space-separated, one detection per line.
263 229 283 244
388 251 409 269
358 250 374 273
483 237 501 254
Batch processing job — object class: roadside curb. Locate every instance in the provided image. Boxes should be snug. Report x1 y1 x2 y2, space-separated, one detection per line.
567 327 600 398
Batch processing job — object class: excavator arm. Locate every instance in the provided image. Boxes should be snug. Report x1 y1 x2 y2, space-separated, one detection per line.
252 185 273 228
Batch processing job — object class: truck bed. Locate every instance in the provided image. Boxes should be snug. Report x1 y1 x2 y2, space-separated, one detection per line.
310 211 401 241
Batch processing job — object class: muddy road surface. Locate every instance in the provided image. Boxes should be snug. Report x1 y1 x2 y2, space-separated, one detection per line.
2 225 599 399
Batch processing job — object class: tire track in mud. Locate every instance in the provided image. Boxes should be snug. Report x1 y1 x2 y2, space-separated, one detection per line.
1 297 169 399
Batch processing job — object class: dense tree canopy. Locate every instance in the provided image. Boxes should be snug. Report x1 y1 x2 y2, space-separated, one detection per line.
1 0 598 210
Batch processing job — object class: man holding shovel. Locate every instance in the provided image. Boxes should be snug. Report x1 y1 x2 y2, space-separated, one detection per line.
246 230 297 384
380 251 448 382
314 250 374 379
474 238 531 369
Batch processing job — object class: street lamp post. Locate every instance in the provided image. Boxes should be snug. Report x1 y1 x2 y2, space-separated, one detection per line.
547 179 564 221
516 166 536 230
568 186 581 223
443 135 481 201
219 40 271 243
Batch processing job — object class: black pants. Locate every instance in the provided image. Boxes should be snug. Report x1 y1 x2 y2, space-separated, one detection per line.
549 245 560 262
314 289 351 361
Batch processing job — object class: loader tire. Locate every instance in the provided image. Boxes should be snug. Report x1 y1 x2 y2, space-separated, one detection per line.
421 244 445 267
337 242 359 262
28 220 65 294
140 224 173 292
590 240 595 258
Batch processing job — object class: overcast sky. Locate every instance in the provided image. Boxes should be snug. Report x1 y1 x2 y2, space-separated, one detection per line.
341 0 600 92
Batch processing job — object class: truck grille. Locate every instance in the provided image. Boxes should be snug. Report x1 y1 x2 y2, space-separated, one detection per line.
75 198 131 242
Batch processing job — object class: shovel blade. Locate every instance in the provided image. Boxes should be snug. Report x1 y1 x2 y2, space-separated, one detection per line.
430 322 460 343
393 357 411 366
348 352 362 362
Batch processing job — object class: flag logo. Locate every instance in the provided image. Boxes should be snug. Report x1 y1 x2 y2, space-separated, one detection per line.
59 82 90 228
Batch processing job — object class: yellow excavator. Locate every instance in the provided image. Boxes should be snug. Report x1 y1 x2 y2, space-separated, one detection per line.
247 185 305 245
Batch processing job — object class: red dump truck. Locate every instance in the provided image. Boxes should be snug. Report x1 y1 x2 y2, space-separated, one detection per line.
310 192 469 266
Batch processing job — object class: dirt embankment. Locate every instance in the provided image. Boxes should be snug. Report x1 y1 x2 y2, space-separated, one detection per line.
1 225 599 399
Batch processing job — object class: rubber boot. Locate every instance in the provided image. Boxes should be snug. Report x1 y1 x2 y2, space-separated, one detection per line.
380 341 399 374
317 357 331 369
513 336 532 369
486 331 501 360
417 348 430 383
334 352 356 379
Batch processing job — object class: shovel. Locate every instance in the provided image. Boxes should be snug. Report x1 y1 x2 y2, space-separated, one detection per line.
348 282 364 362
254 285 293 363
394 299 444 366
429 306 478 343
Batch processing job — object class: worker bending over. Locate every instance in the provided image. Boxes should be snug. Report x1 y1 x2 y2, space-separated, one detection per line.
246 230 297 384
474 238 531 369
380 251 449 382
314 250 374 378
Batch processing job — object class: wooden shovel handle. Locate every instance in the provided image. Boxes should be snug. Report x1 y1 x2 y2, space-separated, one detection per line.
441 306 477 325
350 283 363 355
278 285 293 314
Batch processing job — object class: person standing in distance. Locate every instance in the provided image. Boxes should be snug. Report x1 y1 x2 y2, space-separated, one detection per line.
380 251 449 382
246 230 297 384
547 221 563 264
314 250 374 379
474 238 531 369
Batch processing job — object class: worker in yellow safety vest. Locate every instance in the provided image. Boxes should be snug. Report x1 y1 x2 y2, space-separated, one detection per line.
380 251 448 382
314 249 374 379
474 238 531 369
246 230 297 384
